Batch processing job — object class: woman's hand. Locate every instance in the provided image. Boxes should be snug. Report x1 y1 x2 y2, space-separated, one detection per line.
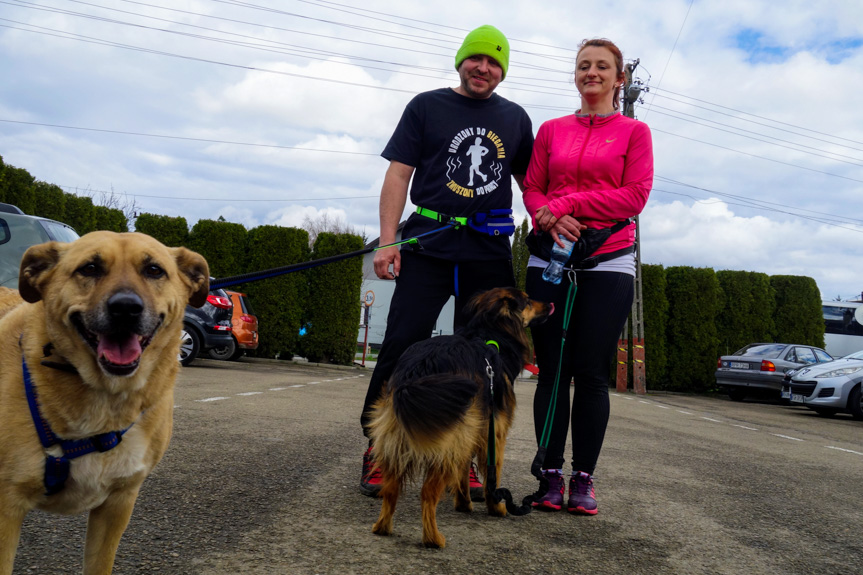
550 215 587 248
534 206 557 231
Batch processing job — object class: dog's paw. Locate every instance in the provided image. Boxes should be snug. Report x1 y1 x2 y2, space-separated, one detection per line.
372 520 393 536
422 531 446 548
487 501 507 517
454 499 473 513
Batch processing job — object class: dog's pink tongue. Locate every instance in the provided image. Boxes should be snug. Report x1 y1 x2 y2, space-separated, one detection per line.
98 335 142 365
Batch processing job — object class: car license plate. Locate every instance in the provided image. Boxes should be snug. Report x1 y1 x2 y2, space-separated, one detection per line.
791 394 805 403
729 362 748 369
781 389 791 399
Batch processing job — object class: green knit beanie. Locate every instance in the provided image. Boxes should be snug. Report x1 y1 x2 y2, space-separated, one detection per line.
455 25 510 79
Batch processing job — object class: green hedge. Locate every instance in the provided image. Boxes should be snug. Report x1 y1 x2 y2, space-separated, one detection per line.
299 232 364 364
511 217 530 291
662 266 724 392
31 181 67 222
1 165 36 214
716 271 775 356
642 264 668 387
2 154 831 383
771 275 825 348
134 213 190 247
188 219 248 280
243 225 310 359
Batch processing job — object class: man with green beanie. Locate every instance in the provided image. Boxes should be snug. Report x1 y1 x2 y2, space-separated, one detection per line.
360 25 534 499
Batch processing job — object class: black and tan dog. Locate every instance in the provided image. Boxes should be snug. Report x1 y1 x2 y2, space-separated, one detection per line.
368 287 552 548
0 232 208 574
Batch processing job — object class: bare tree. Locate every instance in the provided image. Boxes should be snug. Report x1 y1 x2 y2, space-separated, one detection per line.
302 213 366 246
74 185 142 225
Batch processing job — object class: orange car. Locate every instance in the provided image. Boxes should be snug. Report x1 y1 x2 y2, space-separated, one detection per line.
208 290 259 361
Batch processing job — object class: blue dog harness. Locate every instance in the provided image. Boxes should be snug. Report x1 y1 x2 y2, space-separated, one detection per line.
22 357 134 495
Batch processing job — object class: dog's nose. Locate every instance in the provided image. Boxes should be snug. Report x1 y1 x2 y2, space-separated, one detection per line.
107 292 144 321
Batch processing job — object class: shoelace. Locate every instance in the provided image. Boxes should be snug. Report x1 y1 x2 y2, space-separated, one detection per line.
572 472 595 495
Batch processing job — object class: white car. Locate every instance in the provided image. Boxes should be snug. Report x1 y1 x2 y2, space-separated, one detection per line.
783 349 863 419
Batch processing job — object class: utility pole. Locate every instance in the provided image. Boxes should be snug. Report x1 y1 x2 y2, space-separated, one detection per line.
620 59 647 395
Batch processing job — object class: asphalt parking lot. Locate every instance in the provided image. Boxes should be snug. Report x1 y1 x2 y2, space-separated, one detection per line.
13 357 863 574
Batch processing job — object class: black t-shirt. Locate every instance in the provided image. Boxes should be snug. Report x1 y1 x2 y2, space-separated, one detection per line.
382 88 534 261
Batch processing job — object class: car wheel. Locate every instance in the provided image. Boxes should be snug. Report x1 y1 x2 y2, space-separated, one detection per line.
208 338 238 361
228 345 245 361
848 384 863 421
727 388 747 402
179 326 201 367
811 406 838 418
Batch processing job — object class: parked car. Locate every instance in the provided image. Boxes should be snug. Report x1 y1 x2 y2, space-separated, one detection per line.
179 286 233 366
780 349 863 419
0 204 79 288
208 290 259 361
715 342 834 401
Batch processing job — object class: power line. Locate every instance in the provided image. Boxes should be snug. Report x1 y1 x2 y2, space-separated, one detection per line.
5 1 862 191
652 188 863 234
650 127 863 184
0 118 379 155
59 184 379 202
642 104 863 166
653 87 863 148
654 176 863 226
650 89 863 153
641 0 694 120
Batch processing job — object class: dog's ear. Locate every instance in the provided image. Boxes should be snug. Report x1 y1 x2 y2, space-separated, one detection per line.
173 247 210 308
18 242 62 303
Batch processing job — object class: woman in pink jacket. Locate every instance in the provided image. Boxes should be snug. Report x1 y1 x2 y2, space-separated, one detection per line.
523 38 653 515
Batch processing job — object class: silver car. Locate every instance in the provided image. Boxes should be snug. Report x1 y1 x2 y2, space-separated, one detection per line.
715 343 834 401
783 349 863 419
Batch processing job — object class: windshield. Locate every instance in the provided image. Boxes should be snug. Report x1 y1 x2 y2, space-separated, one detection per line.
842 349 863 360
39 219 80 243
733 343 786 358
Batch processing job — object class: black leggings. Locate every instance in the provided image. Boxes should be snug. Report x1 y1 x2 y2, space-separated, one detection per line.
361 250 515 437
526 267 633 474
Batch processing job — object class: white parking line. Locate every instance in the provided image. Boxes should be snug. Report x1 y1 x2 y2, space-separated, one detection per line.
196 397 228 402
290 385 304 388
732 424 759 431
701 417 723 423
772 434 803 441
237 392 263 396
677 410 693 415
825 446 863 456
655 405 670 409
269 387 288 391
308 382 320 385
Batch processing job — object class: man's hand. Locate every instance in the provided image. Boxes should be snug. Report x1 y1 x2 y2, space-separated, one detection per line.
373 245 400 280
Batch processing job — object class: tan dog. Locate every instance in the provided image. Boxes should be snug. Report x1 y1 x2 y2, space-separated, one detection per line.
0 231 208 574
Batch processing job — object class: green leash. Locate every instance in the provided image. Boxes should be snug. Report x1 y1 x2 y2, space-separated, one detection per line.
537 272 578 450
524 270 578 506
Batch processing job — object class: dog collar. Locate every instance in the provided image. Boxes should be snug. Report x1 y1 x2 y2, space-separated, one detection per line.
22 356 134 496
485 340 499 352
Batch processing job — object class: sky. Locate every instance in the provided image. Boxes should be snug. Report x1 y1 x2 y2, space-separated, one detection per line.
1 0 862 300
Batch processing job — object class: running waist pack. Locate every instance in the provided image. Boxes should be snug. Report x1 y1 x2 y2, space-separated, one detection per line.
467 209 515 236
525 219 632 268
415 206 515 236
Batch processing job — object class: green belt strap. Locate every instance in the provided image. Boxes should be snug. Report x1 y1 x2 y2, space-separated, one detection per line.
416 206 468 227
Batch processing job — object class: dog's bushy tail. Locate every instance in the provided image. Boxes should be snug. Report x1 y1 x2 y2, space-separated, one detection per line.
392 374 478 438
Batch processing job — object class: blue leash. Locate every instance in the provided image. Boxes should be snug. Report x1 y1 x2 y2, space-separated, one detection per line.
209 224 457 290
